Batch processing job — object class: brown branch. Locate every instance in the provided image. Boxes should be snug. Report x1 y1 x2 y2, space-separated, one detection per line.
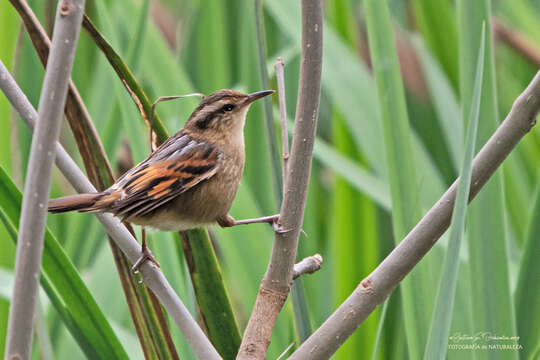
292 254 323 280
289 70 540 359
236 1 323 358
493 18 540 68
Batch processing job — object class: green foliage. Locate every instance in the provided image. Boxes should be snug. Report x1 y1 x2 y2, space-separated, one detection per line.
1 0 538 359
424 26 485 359
365 1 434 359
458 3 517 360
0 167 128 359
515 182 540 360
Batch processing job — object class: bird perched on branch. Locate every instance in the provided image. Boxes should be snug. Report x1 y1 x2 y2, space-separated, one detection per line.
48 89 281 270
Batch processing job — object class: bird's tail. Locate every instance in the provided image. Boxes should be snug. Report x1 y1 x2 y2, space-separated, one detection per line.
48 192 116 213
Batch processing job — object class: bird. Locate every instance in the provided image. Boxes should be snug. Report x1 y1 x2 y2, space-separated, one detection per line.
48 89 282 271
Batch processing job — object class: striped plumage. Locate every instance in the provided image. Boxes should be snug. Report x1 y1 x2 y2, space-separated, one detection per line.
48 89 274 232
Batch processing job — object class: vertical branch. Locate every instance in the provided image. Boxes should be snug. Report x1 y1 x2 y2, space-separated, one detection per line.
8 2 181 357
237 0 323 358
4 1 86 359
275 57 312 341
275 57 289 185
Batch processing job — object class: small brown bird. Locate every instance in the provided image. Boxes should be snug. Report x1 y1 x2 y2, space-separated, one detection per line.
48 89 281 270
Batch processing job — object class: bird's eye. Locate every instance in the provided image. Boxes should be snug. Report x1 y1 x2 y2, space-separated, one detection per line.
223 104 235 112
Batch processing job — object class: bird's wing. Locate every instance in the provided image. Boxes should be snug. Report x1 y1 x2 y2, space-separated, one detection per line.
106 133 221 218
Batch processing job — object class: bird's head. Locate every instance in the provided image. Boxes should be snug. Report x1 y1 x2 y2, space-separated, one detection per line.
184 89 274 141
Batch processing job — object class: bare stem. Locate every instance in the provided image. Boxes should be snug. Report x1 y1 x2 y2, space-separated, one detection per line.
0 61 221 360
289 70 540 359
292 254 323 280
275 57 289 185
236 1 323 358
4 1 86 359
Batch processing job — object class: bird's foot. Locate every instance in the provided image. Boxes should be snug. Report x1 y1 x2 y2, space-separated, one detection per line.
131 246 160 274
262 214 308 236
222 213 292 234
267 214 290 234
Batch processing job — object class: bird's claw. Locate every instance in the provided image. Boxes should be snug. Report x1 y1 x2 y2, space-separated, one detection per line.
131 247 160 274
265 214 289 233
273 224 307 236
266 214 308 236
271 220 291 234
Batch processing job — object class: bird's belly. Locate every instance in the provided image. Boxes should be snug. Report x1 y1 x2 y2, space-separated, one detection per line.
129 213 214 231
130 174 241 231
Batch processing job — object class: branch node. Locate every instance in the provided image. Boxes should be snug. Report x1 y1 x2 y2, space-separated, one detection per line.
60 0 73 16
292 254 323 280
360 278 373 294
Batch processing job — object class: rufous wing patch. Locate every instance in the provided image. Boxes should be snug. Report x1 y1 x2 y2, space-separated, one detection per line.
108 138 220 219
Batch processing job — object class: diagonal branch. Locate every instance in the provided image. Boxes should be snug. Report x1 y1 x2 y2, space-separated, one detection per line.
0 61 222 360
4 1 86 358
236 0 323 358
289 70 540 359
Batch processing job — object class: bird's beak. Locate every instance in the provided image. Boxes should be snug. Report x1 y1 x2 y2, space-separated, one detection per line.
245 90 275 104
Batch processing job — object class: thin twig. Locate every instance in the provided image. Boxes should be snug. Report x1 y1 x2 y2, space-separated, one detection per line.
276 49 312 345
122 79 204 153
292 254 323 280
81 14 170 143
0 61 222 360
150 95 204 152
236 1 323 358
4 1 86 358
254 0 282 201
289 70 540 359
275 57 289 185
492 18 540 68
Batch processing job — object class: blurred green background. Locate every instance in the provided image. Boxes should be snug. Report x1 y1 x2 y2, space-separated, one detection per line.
1 0 539 359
